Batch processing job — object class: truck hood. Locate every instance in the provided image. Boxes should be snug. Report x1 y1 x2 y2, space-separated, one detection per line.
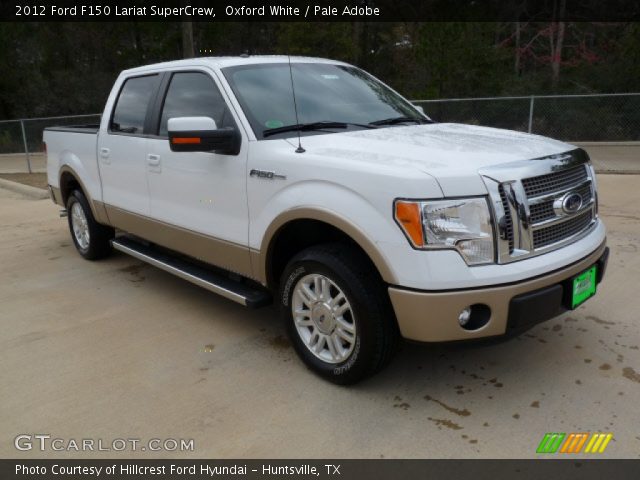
291 123 575 196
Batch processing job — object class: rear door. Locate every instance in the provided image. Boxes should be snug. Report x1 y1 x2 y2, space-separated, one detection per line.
145 69 251 273
98 73 161 215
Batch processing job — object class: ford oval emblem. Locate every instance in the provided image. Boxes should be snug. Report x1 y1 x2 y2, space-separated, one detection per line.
562 192 583 214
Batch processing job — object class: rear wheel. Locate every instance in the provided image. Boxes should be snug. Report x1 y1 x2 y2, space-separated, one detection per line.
279 243 399 384
66 189 114 260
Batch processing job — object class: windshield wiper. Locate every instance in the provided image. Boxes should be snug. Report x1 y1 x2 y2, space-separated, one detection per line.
369 116 431 126
263 121 376 138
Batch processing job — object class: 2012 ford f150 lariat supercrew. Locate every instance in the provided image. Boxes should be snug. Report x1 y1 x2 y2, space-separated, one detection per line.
45 56 608 384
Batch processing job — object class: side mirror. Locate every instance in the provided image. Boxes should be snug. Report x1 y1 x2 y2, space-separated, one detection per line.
414 105 425 115
168 116 240 155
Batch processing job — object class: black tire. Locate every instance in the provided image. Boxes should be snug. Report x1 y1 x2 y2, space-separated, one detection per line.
66 189 114 260
279 243 399 384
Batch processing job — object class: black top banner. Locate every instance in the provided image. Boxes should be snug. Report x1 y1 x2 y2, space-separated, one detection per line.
3 0 640 22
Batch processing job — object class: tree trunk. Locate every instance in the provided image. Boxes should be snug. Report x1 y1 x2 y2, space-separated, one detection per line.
515 21 521 75
351 22 361 64
550 22 565 88
550 0 566 88
132 21 143 63
182 21 195 58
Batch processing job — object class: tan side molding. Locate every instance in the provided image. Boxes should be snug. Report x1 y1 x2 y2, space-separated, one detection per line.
105 205 254 280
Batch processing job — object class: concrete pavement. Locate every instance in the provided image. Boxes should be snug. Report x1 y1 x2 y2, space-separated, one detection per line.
0 176 639 459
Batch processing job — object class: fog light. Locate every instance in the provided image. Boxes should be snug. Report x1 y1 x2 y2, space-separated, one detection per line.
458 307 472 327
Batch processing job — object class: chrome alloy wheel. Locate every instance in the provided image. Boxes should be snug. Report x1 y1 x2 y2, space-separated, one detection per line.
291 273 357 364
70 201 90 250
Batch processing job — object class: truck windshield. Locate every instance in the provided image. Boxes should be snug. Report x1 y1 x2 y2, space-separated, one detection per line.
222 63 429 139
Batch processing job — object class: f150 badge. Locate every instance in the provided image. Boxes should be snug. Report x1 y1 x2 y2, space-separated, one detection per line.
249 169 286 180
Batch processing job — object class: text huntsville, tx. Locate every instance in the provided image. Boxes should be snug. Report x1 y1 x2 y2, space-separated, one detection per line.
15 463 342 477
17 4 381 18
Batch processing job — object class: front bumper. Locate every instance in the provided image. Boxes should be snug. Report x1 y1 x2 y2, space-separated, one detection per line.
389 242 609 342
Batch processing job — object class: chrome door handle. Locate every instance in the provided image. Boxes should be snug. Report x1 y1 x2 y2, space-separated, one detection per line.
147 154 161 166
99 148 110 164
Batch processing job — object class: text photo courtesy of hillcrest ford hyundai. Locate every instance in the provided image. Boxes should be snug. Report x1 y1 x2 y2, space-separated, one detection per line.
1 2 640 479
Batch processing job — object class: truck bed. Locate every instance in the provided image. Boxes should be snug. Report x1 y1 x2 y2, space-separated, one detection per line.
44 124 100 134
44 125 101 204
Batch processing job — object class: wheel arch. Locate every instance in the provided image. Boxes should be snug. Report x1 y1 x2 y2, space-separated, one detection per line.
58 165 110 225
258 208 397 291
59 167 84 206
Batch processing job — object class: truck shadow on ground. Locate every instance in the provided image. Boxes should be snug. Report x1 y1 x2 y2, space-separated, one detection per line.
105 246 634 427
111 249 630 403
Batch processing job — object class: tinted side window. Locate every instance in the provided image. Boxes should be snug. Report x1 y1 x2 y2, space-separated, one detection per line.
159 72 228 136
110 75 159 134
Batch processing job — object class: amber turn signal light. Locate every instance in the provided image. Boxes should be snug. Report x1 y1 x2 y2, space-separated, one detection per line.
172 137 201 144
394 201 424 247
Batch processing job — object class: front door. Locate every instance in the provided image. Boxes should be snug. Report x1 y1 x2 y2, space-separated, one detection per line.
145 70 251 275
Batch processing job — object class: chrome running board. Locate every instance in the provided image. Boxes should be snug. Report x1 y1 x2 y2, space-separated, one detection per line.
111 236 271 308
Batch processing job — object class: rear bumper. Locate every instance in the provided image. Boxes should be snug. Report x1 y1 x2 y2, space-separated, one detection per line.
389 242 609 342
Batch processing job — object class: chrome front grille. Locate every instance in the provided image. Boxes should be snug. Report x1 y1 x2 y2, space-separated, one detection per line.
532 209 594 249
528 181 593 224
521 164 589 197
528 200 555 224
481 149 598 264
498 184 515 253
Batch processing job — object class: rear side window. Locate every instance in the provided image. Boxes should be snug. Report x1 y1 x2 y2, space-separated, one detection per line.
158 72 229 136
110 74 159 134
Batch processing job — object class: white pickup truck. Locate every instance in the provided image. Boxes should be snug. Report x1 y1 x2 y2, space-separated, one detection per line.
44 56 608 384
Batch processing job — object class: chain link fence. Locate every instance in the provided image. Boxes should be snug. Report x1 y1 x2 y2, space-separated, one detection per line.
414 93 640 142
0 93 639 173
0 114 101 173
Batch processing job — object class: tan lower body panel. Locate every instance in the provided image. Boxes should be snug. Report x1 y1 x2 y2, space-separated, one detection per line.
389 242 607 342
104 205 254 280
92 200 111 225
49 186 63 206
249 249 265 284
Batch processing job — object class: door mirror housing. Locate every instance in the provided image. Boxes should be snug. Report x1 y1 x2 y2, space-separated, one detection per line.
168 116 240 155
414 105 425 115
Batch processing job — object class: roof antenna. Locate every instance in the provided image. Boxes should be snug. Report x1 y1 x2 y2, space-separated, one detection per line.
288 54 305 153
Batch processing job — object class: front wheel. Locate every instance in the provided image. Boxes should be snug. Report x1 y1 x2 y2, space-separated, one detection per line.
66 189 114 260
279 243 399 384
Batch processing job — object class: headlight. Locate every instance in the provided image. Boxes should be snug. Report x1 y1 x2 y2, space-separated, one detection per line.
394 197 495 265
